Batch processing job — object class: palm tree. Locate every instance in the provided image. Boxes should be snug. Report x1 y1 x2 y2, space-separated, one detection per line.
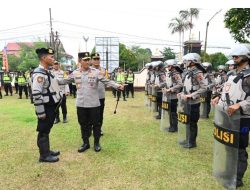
168 17 190 59
179 8 200 40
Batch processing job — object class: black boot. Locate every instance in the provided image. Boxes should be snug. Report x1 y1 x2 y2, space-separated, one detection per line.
37 134 59 163
78 138 90 153
63 115 68 123
54 117 60 124
123 97 127 101
18 96 22 99
0 92 2 99
94 138 101 152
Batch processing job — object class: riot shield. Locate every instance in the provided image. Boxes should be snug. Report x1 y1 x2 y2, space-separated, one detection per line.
147 85 152 111
160 92 171 132
213 105 240 190
200 92 208 118
151 85 158 112
177 95 191 145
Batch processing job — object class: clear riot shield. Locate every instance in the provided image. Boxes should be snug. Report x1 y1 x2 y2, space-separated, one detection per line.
147 85 152 111
160 92 171 132
177 95 191 145
213 105 240 190
151 85 158 112
144 83 149 107
200 92 208 118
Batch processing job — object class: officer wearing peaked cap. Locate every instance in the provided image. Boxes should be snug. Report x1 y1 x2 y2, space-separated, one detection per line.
32 48 61 163
69 52 124 153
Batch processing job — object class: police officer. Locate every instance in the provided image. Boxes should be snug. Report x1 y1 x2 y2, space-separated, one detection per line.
154 63 166 119
213 65 227 98
32 48 61 163
180 53 207 148
126 69 135 98
70 52 123 153
17 71 28 99
91 52 106 135
212 44 250 188
110 68 118 98
2 67 13 96
163 59 183 132
115 67 127 101
52 61 69 124
202 62 215 118
225 59 236 77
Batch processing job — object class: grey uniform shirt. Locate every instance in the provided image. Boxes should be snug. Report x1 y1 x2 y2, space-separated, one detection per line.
96 67 106 100
51 69 70 95
69 67 119 108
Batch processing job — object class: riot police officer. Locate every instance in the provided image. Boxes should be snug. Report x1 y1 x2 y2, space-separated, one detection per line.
2 67 13 96
115 67 126 101
52 61 69 124
163 59 183 132
179 53 207 148
17 71 28 99
213 64 227 98
201 62 215 118
212 44 250 188
225 59 236 77
32 48 61 163
70 52 123 153
126 69 135 98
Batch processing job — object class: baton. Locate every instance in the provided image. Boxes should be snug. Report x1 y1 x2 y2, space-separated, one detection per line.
114 92 120 114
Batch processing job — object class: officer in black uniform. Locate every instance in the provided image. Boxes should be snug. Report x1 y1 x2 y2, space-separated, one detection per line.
32 48 61 163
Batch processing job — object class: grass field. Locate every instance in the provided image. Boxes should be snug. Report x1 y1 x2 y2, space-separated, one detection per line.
0 92 249 190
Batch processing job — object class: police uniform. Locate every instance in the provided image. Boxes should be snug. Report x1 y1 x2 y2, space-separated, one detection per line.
213 70 227 98
52 64 69 123
17 72 28 99
163 61 183 132
70 52 121 152
204 71 215 117
182 63 207 148
3 71 13 96
115 68 126 101
32 48 61 162
126 70 135 98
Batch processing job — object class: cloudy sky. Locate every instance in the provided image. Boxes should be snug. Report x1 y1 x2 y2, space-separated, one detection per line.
0 0 249 60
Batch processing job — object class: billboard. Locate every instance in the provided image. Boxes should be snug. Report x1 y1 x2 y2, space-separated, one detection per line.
95 37 119 72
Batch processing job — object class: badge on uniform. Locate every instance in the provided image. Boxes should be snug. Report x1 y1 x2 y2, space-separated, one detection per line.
37 76 44 83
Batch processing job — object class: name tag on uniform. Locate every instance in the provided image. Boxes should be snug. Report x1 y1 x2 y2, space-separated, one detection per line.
162 101 169 110
151 95 157 102
200 97 206 102
148 95 152 100
213 123 239 148
177 112 189 124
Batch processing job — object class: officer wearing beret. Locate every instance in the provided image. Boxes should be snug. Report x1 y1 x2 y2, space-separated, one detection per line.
32 48 61 163
70 52 123 152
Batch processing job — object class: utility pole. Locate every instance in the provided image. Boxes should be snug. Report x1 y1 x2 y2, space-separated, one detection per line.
106 47 109 72
204 9 222 61
55 31 61 61
49 8 55 50
83 36 89 51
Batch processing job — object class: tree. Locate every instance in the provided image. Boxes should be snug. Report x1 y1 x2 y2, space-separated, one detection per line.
224 8 250 43
131 46 152 71
179 8 200 40
209 52 228 70
168 17 190 59
119 43 137 71
162 47 175 61
8 55 21 71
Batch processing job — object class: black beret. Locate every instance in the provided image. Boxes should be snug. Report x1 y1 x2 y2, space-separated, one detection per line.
35 48 54 55
91 52 100 59
78 52 90 60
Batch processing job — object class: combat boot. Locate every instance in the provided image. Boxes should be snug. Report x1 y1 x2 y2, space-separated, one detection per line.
37 134 59 163
50 150 60 156
94 138 101 152
168 127 178 133
54 117 60 124
18 96 22 99
123 97 127 101
183 142 197 149
78 138 90 153
0 92 2 99
63 115 68 123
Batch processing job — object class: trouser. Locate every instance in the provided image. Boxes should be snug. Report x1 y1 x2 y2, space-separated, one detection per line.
117 88 126 99
4 83 12 95
112 88 117 97
237 118 249 181
37 104 57 157
27 85 33 103
206 90 212 117
68 83 73 96
55 94 67 120
187 103 200 144
15 83 18 93
18 85 28 98
72 85 77 98
169 99 178 129
77 107 101 143
156 91 162 115
0 87 2 99
126 83 134 97
99 98 105 127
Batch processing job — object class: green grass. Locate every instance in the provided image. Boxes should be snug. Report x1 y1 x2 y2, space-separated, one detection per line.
0 92 249 190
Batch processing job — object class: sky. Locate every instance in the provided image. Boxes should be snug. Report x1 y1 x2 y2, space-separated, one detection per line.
0 0 249 61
